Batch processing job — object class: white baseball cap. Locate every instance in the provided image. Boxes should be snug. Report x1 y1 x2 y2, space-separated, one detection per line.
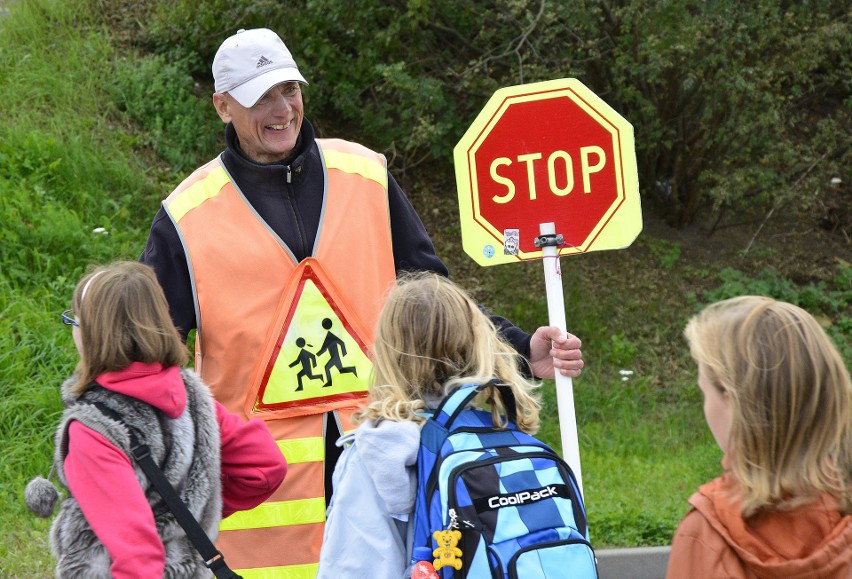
212 28 308 108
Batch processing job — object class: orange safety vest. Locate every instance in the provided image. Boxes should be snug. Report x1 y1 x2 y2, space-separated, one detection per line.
163 139 396 578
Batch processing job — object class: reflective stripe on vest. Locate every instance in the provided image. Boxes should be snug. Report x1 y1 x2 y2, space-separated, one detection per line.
167 164 230 223
162 140 396 575
321 147 387 188
219 497 326 531
277 437 324 464
236 563 319 579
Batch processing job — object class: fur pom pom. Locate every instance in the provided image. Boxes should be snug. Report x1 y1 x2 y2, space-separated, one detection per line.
25 476 60 517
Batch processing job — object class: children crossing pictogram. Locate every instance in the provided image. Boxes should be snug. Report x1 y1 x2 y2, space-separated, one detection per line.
287 318 360 392
251 262 373 416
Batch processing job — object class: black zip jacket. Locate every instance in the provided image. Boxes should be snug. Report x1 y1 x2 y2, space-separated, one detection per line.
140 119 531 357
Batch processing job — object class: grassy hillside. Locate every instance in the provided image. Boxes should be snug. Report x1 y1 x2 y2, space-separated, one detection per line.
1 0 849 575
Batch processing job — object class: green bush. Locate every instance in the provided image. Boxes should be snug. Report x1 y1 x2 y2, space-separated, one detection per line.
570 0 850 227
646 239 682 269
702 264 852 362
131 0 850 228
109 54 221 171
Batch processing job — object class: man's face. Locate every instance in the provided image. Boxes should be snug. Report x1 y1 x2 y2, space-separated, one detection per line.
213 82 304 164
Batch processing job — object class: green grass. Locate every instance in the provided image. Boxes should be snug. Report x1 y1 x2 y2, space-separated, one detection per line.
1 0 849 575
567 373 720 547
528 301 721 547
0 1 162 574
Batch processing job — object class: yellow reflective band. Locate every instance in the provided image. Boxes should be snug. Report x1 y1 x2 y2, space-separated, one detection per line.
235 563 319 579
323 148 387 188
277 437 324 464
219 497 326 531
167 165 230 223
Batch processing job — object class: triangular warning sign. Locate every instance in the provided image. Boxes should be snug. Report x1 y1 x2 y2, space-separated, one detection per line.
252 262 372 416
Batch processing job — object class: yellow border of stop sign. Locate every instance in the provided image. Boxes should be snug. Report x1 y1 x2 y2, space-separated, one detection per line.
455 78 642 267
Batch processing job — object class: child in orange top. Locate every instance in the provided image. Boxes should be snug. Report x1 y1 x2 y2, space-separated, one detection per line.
667 296 852 578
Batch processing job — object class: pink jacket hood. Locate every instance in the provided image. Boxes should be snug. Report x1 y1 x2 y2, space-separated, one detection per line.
95 362 186 419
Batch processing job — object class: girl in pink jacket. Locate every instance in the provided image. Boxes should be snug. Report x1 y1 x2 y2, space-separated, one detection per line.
26 262 288 577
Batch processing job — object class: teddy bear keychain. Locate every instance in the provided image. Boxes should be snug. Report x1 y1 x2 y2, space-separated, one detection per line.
432 529 463 571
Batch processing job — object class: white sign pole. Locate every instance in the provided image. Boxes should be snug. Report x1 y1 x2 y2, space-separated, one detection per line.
538 222 584 497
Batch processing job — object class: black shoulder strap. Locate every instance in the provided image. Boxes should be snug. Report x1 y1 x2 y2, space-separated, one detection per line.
90 401 242 579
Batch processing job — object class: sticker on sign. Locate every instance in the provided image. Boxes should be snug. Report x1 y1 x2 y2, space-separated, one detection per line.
455 78 642 266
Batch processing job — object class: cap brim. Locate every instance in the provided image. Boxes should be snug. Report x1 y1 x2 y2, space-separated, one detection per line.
227 68 308 108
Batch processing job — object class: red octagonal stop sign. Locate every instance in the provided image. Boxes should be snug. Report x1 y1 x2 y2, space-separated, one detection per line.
456 79 641 266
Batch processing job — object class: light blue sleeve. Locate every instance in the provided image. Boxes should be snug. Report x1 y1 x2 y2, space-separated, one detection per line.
317 442 409 579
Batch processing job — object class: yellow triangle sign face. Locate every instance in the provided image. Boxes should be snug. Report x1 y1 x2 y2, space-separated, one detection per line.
253 263 372 415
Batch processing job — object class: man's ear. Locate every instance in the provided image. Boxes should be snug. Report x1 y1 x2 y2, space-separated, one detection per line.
212 93 232 123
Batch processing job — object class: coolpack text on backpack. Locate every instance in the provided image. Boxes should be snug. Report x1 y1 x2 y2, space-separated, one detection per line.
411 380 598 578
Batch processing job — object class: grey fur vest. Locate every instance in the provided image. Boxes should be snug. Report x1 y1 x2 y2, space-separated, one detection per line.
50 368 222 578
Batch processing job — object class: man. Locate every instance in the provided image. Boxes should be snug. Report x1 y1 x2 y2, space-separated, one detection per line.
141 28 584 577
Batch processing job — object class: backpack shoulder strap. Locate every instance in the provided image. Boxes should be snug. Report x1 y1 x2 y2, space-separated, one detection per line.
432 378 518 429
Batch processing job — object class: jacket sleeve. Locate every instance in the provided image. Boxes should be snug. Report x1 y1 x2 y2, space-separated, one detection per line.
216 402 288 517
483 307 533 362
317 443 409 579
140 207 197 340
387 172 449 277
64 421 165 578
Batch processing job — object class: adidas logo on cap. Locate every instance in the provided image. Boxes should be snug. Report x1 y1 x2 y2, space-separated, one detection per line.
256 56 273 69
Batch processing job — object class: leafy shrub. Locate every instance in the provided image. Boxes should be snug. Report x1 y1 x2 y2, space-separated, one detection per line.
571 0 850 227
702 264 852 362
130 0 849 228
704 265 851 313
109 54 221 171
606 332 639 367
646 239 682 269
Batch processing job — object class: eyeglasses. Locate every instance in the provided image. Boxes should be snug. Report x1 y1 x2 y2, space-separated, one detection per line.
60 310 79 327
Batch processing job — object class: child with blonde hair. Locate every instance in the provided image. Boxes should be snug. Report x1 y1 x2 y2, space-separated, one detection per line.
667 296 852 578
27 262 287 577
317 272 543 578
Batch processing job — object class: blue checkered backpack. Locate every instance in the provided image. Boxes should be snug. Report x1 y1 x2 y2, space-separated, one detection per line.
411 380 598 578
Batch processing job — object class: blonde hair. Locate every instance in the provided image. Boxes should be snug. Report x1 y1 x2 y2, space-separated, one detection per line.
357 272 541 433
684 295 852 517
70 261 188 394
